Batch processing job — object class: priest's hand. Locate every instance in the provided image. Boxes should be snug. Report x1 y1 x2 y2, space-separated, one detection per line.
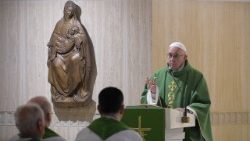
145 77 157 94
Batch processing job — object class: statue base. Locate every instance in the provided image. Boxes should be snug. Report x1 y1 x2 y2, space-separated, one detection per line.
53 99 96 122
51 92 92 108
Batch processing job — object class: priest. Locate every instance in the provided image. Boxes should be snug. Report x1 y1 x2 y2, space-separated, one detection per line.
141 41 213 141
75 87 142 141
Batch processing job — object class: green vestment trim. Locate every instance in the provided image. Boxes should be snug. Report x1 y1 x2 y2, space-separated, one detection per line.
88 117 130 140
43 127 59 139
28 138 41 141
141 61 213 141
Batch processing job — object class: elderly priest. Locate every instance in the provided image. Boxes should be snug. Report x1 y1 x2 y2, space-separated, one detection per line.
141 41 213 141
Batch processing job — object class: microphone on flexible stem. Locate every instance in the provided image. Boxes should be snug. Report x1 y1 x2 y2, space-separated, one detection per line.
181 106 190 123
168 64 190 123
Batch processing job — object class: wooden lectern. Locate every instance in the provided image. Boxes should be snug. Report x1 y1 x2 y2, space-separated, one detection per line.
121 105 195 141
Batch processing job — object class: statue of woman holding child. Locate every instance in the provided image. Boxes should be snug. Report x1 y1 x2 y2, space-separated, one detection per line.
47 1 97 107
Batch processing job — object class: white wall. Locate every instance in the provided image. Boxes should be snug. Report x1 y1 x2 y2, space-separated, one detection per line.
0 0 152 140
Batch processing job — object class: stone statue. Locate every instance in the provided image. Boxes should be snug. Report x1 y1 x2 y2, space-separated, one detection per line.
47 1 97 108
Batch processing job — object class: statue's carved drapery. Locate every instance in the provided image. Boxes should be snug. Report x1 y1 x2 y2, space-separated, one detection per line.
47 1 97 107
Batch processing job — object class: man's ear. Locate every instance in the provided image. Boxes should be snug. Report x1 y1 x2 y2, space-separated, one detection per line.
97 105 102 114
37 119 44 135
184 54 188 60
46 113 52 124
120 104 125 115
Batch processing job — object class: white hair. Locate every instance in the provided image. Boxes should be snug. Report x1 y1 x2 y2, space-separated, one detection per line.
169 41 187 53
14 103 44 135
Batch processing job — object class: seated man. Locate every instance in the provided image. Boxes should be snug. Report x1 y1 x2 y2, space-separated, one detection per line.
28 96 66 141
75 87 142 141
9 103 45 141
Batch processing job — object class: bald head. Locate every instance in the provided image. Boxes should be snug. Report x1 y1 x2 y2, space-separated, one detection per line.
28 96 52 126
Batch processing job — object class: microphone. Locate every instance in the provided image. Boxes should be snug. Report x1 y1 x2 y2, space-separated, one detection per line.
181 106 190 123
168 63 190 123
157 97 168 108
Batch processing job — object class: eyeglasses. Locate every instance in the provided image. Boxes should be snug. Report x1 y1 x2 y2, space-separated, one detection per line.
167 53 185 59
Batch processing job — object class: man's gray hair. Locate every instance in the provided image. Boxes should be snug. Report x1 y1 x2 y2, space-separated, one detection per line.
14 103 44 134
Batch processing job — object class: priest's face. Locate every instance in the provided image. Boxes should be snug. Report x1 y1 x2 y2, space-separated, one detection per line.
167 47 187 71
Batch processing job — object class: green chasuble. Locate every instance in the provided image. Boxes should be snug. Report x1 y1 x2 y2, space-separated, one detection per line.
88 117 130 140
141 61 213 141
27 138 41 141
43 127 60 139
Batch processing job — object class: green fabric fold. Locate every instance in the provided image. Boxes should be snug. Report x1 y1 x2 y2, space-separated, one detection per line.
43 127 59 139
88 117 130 140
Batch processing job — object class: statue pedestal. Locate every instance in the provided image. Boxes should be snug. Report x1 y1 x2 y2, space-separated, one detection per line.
53 100 96 122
